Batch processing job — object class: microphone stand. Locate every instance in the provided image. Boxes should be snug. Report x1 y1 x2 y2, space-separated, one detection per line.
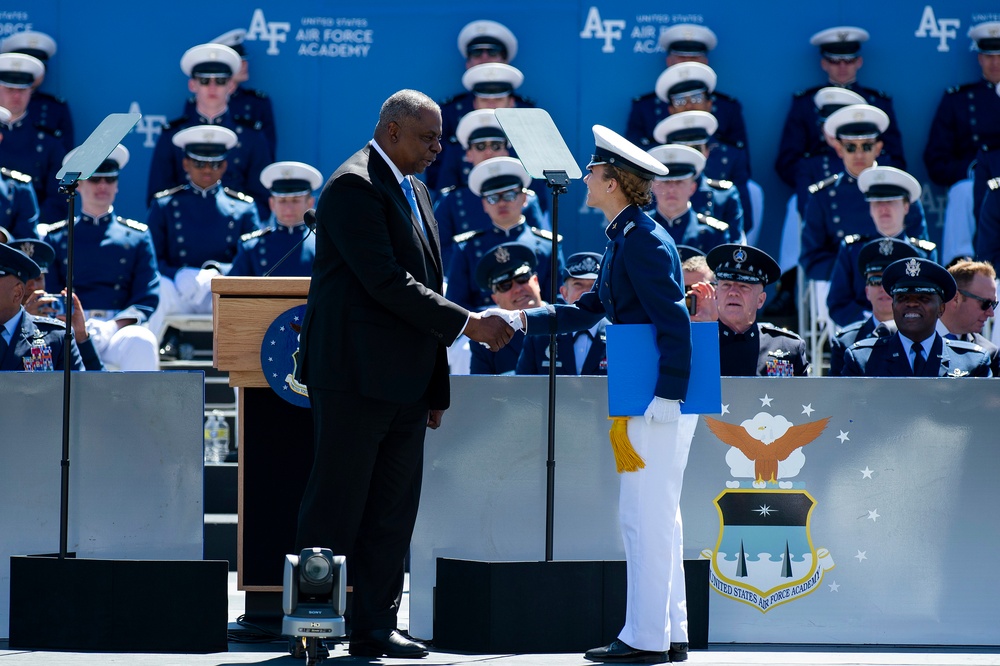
57 174 80 559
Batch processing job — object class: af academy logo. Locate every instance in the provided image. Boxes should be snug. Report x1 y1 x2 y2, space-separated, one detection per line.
260 304 310 408
245 8 373 58
914 6 961 52
699 401 837 612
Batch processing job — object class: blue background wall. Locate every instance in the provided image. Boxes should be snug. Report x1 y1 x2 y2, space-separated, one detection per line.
7 1 996 256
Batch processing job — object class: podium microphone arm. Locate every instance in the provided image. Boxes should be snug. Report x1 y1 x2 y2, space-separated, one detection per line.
262 209 317 278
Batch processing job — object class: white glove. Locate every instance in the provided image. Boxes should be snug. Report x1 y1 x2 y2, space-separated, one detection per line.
480 307 524 333
644 397 681 424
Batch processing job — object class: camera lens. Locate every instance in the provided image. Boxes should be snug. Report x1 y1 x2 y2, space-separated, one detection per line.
302 553 332 584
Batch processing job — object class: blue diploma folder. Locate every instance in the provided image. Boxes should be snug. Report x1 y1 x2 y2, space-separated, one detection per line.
606 322 720 416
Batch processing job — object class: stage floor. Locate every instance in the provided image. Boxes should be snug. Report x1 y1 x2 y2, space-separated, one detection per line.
0 573 996 665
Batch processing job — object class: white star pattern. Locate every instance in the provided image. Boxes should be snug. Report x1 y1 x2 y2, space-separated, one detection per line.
280 325 285 332
721 404 730 415
801 404 814 416
837 430 850 443
271 339 276 346
272 373 278 378
855 550 867 562
861 467 874 479
294 315 300 321
760 394 773 406
867 509 880 522
268 357 273 362
828 581 840 592
753 504 776 517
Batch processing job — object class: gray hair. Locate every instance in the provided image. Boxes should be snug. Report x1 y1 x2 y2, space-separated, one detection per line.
376 89 438 132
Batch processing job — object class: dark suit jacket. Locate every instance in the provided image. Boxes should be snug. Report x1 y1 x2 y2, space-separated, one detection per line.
842 332 991 377
298 143 468 409
0 309 84 371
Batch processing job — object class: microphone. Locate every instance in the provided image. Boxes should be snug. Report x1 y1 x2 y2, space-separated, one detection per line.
262 208 317 278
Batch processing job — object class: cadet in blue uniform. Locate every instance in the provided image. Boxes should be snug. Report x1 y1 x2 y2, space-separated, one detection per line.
42 144 160 371
976 180 1000 267
828 167 936 328
652 110 745 241
626 28 748 155
434 108 547 268
1 31 73 153
468 243 542 375
514 126 694 665
971 136 1000 222
429 21 534 191
147 42 273 218
229 160 322 277
446 156 562 312
517 251 609 376
843 257 991 377
776 26 905 189
0 52 67 224
0 104 39 239
646 143 730 252
705 244 810 377
146 125 261 338
923 22 1000 188
828 238 917 376
800 104 927 283
0 243 83 371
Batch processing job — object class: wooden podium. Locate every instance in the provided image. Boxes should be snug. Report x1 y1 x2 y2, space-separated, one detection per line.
212 276 314 625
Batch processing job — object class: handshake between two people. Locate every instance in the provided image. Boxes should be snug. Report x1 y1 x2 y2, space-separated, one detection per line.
462 307 527 352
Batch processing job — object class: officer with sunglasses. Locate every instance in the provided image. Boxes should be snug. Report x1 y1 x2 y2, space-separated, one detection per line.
41 144 160 370
145 125 261 342
146 43 272 218
776 26 905 190
937 260 1000 375
842 257 992 377
446 156 563 313
800 105 928 290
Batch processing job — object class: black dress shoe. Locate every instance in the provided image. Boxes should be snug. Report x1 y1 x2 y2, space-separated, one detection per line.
668 642 688 662
584 639 668 663
349 628 427 659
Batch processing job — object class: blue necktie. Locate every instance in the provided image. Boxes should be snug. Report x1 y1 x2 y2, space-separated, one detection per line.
911 341 925 376
400 177 427 238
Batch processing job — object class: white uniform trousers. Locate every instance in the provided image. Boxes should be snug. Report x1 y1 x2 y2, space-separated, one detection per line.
617 413 698 652
146 269 214 341
87 318 160 371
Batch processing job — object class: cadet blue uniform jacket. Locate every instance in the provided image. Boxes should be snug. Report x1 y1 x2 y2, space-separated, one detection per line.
0 112 67 224
719 321 809 377
183 86 277 155
650 208 729 255
975 183 1000 266
0 167 40 239
625 90 749 159
516 318 608 376
229 221 315 277
524 204 691 401
924 80 1000 187
0 309 84 371
470 330 524 375
28 91 74 153
690 174 744 243
842 333 991 377
828 317 893 377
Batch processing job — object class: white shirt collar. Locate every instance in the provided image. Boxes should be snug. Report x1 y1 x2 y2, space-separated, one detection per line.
370 139 405 186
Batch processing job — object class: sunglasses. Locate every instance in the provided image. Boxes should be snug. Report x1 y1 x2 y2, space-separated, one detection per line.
493 273 533 294
190 160 225 170
865 275 883 287
195 76 231 86
670 92 707 106
484 190 521 205
841 142 876 153
958 288 998 311
469 46 503 58
90 176 118 184
470 140 506 153
824 57 860 65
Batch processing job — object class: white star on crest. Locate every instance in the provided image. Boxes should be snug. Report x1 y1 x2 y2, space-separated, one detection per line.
828 581 840 592
721 403 730 415
801 404 814 416
270 339 276 346
837 430 850 443
280 326 285 332
753 504 776 517
268 356 273 362
861 467 874 479
855 550 867 562
294 316 300 321
272 373 278 378
867 509 880 522
760 394 773 406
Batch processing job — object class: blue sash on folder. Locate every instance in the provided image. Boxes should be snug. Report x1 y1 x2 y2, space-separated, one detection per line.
606 322 720 416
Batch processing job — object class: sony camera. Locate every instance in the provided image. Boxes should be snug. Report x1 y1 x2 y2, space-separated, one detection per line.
281 547 347 641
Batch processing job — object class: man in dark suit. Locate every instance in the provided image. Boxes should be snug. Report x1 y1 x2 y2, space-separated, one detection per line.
842 258 991 377
294 89 512 659
937 260 999 376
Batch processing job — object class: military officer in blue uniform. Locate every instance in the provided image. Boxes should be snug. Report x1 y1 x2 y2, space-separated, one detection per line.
976 178 1000 268
146 125 261 338
842 257 991 377
776 26 905 189
705 244 810 376
516 251 608 376
827 167 936 328
447 156 562 312
434 108 547 268
800 104 927 283
646 143 731 252
429 21 534 191
0 242 83 371
0 104 40 240
41 144 160 371
146 42 273 218
1 31 73 153
229 160 322 277
828 238 918 376
652 110 746 241
626 30 748 155
0 52 67 224
923 22 1000 188
468 243 542 374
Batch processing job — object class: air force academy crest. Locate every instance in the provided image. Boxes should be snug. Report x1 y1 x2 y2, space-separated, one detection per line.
700 411 836 612
260 304 310 408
